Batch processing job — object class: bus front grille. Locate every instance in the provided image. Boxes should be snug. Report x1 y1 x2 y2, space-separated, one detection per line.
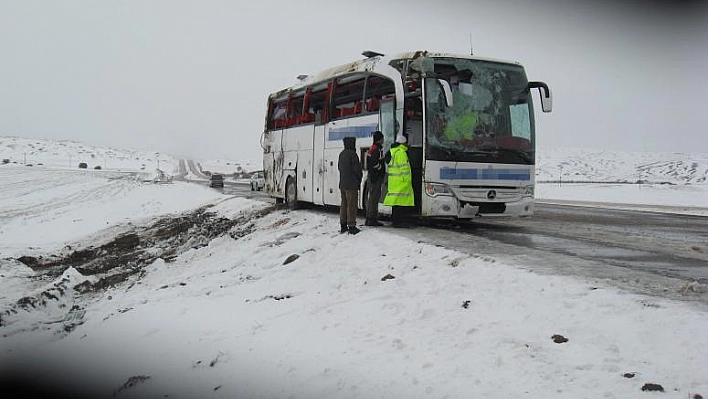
468 202 507 214
453 187 522 202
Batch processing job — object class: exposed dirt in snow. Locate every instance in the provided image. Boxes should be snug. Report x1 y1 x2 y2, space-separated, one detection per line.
1 203 282 335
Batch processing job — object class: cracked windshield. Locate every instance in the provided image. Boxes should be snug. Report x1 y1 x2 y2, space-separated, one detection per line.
424 59 534 164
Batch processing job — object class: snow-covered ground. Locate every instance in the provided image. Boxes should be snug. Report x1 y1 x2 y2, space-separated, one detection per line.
537 182 707 215
0 166 226 259
536 147 708 185
536 147 708 216
1 137 707 398
198 158 261 177
0 136 180 174
0 136 261 182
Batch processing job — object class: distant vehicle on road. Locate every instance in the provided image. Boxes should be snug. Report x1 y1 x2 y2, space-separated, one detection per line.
210 174 224 188
78 162 88 169
250 171 264 191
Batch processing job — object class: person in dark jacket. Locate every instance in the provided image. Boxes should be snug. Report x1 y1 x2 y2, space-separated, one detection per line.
365 131 385 226
338 136 362 234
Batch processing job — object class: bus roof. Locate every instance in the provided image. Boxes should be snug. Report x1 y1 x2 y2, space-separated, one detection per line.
272 50 522 97
388 50 521 66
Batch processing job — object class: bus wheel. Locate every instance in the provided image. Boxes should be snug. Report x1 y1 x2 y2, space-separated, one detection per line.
285 177 299 210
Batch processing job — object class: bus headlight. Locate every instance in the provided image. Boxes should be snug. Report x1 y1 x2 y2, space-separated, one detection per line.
524 185 534 197
425 182 454 197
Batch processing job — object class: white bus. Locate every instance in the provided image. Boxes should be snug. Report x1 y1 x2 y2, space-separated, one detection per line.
260 50 552 220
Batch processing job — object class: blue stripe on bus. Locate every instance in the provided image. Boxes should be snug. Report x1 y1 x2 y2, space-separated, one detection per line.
328 124 379 141
440 168 530 181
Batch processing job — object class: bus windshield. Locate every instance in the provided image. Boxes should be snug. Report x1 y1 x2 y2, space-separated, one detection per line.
424 59 535 165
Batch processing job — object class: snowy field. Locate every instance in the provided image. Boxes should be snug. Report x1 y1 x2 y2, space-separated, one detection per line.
198 158 261 177
537 183 708 216
536 147 708 185
1 137 707 398
0 136 180 174
536 147 708 216
0 166 226 258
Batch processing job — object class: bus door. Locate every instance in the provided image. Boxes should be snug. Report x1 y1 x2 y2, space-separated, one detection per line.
378 99 396 214
404 96 424 214
323 120 342 206
312 124 326 205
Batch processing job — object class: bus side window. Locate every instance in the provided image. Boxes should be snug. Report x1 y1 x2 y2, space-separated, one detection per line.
309 87 327 124
269 98 288 129
364 75 395 114
366 96 380 112
289 92 305 126
333 75 365 120
299 89 314 124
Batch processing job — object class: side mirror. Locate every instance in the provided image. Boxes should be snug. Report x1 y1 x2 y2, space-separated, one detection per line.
439 79 454 108
529 81 552 113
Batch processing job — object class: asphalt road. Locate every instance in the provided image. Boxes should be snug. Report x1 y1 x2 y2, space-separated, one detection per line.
205 179 708 303
403 205 707 304
467 204 707 279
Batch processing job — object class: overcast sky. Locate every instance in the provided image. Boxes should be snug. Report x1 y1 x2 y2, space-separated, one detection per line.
1 0 706 161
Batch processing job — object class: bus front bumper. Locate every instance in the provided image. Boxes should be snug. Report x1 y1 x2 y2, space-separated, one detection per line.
422 195 535 219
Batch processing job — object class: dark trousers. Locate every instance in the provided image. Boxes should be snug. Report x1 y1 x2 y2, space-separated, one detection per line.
340 189 358 227
366 178 382 221
391 205 410 226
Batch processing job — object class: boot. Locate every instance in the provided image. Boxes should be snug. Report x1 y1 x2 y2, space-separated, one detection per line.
347 225 360 235
340 224 347 234
365 219 383 227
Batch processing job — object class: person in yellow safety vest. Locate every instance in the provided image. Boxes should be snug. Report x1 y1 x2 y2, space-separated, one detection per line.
383 134 415 227
444 111 478 143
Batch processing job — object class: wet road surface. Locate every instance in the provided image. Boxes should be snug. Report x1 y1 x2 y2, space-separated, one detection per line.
461 204 707 282
211 181 708 303
401 203 708 304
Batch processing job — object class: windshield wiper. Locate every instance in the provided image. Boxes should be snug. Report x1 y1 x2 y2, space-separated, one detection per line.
433 145 531 163
434 145 464 160
469 149 498 156
495 148 533 163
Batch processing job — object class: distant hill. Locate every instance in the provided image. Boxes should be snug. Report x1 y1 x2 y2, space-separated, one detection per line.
3 137 706 185
0 136 179 172
536 147 708 185
0 136 259 175
198 158 261 176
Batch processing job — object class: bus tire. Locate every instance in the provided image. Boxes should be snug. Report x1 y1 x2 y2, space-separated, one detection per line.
285 177 299 210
